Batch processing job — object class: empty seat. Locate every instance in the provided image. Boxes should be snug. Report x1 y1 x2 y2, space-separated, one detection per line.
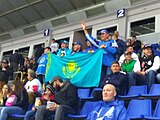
77 88 90 99
144 99 160 120
118 85 147 98
141 84 160 97
67 101 99 119
127 99 152 119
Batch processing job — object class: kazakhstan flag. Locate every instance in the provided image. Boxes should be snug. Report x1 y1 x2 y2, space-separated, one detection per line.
45 49 103 87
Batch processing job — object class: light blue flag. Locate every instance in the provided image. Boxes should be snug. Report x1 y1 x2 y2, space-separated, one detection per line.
46 49 103 87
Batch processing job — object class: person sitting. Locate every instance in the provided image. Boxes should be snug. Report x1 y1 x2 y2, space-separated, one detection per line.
35 76 78 120
100 62 128 95
87 83 129 120
0 84 12 106
121 52 141 73
24 84 55 120
57 40 71 57
0 80 29 120
128 44 160 90
118 45 139 66
25 69 43 104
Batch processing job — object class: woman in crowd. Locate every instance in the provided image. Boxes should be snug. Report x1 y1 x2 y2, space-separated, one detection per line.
0 84 12 106
0 80 29 120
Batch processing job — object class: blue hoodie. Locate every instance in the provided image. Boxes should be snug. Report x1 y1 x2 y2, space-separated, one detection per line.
86 34 117 66
87 100 130 120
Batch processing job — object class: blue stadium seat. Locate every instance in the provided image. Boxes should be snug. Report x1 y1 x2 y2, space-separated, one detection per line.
118 85 147 98
90 88 102 97
141 84 160 97
77 88 90 99
144 99 160 120
127 99 152 119
81 87 102 100
67 101 99 119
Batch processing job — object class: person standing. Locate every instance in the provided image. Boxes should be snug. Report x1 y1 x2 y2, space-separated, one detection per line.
81 23 117 82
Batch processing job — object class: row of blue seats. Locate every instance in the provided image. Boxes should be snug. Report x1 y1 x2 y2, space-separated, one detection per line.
8 84 160 120
77 84 160 100
67 99 160 120
118 84 160 98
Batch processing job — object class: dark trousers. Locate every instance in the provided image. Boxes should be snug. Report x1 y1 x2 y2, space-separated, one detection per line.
128 70 156 91
35 105 75 120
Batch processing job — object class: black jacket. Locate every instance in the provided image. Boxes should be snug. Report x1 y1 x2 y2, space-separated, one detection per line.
54 82 78 112
0 66 13 83
100 72 128 95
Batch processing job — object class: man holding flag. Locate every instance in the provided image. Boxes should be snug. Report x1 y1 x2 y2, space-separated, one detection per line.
81 23 117 83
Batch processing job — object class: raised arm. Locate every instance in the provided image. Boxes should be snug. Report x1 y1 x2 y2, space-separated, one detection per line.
81 23 89 35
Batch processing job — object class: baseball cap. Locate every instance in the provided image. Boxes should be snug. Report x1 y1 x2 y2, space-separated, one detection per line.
143 44 152 49
98 29 109 35
60 40 69 44
73 41 82 46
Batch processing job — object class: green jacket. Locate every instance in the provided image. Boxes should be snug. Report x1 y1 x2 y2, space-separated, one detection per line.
121 59 136 73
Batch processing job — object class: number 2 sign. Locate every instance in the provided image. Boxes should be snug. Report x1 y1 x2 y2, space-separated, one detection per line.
117 9 125 18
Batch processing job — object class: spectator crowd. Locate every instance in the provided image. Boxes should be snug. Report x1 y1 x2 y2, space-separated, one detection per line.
0 22 159 120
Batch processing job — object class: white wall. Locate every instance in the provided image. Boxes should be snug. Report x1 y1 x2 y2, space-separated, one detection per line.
1 0 160 60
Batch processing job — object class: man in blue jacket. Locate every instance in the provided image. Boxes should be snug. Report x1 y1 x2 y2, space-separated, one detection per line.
57 40 72 57
81 23 117 82
87 83 130 120
36 47 51 86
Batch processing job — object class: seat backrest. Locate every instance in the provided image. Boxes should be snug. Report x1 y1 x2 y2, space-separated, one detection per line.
90 88 102 97
154 99 160 117
127 99 152 118
149 84 160 95
80 101 99 115
77 88 90 98
128 85 147 95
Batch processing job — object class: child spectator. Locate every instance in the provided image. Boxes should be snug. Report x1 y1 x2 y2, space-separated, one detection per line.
24 84 55 120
